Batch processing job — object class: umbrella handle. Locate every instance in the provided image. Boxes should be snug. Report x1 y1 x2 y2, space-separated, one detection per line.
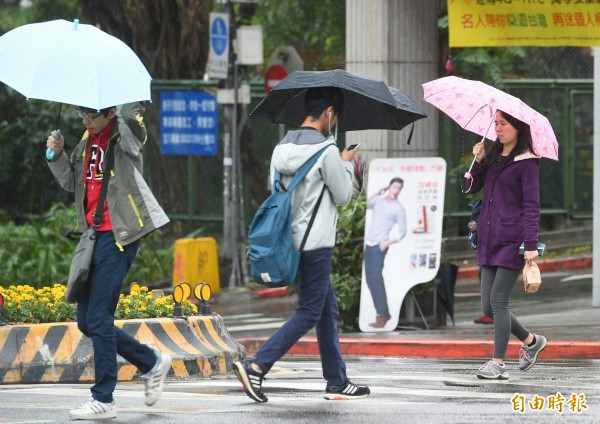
464 154 477 179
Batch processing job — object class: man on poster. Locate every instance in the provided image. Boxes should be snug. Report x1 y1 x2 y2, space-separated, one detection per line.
364 177 407 328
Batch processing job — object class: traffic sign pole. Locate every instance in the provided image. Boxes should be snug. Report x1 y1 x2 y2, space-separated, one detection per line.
221 1 249 289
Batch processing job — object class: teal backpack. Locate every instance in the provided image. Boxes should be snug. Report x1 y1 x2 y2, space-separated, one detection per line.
247 145 331 287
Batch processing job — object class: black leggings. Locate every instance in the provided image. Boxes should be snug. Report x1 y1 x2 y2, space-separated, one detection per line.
480 266 530 359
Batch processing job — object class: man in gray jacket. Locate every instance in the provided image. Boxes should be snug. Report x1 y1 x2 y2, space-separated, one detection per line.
233 88 370 402
46 102 171 420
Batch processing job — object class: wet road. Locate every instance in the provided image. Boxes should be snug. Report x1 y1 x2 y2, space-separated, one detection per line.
0 357 598 423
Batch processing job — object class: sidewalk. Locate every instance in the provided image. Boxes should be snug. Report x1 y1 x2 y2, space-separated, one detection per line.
232 254 600 360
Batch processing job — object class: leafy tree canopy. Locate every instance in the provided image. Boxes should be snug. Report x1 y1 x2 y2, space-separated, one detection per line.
251 0 345 71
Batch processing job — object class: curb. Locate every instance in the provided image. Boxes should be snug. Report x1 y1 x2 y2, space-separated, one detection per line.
456 255 593 280
0 314 245 384
237 336 600 360
250 256 593 298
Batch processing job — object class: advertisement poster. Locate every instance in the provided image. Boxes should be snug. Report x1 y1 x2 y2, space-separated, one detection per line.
358 158 446 333
448 0 600 47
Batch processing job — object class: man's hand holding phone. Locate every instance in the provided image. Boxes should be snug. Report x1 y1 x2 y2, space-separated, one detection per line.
341 143 359 161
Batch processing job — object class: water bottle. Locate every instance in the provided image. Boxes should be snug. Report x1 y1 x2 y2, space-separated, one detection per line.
46 130 60 160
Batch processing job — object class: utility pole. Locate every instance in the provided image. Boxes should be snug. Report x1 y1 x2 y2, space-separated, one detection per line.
224 0 242 289
218 0 260 288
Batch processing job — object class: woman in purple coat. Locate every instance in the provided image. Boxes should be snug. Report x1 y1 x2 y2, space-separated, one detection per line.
465 110 547 380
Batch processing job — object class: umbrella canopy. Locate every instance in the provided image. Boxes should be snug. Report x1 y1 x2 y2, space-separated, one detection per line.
0 19 151 110
422 76 559 161
251 69 427 132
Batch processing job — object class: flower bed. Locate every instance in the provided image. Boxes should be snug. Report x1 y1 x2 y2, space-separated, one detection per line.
0 284 196 324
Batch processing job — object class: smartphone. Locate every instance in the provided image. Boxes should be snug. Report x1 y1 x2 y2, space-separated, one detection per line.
347 144 359 151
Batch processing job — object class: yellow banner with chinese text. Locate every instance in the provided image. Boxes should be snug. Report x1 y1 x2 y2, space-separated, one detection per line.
448 0 600 47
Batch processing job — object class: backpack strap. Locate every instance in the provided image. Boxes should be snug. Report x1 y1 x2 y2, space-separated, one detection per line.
272 143 336 251
92 140 115 229
281 144 335 193
299 183 326 252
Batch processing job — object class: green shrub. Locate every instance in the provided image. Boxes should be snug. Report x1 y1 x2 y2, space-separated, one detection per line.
125 231 174 286
0 203 74 288
331 272 361 332
0 202 173 289
332 194 366 332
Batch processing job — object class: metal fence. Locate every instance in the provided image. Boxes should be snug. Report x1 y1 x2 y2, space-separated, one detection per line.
148 76 593 239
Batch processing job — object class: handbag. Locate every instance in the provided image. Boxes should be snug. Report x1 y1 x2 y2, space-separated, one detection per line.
523 261 542 293
66 228 97 302
65 143 114 303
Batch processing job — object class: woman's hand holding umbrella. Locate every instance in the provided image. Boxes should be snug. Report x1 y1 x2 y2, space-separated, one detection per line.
463 139 486 192
472 140 485 163
463 139 485 181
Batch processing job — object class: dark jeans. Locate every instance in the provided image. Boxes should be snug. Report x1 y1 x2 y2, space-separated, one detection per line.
480 265 530 359
364 244 389 317
253 248 347 386
76 231 156 403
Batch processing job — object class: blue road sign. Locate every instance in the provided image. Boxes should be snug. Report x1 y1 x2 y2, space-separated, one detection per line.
209 12 229 79
160 91 218 156
211 16 228 55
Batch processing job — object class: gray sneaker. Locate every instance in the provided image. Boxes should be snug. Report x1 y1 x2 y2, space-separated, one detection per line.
477 360 509 380
519 334 547 371
142 352 172 406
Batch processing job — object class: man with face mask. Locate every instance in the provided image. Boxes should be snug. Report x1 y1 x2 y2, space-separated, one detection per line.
233 87 370 402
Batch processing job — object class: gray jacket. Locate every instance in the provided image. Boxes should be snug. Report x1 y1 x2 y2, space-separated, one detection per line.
47 102 169 247
270 129 354 251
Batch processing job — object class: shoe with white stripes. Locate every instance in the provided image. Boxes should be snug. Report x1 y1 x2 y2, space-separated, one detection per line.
324 381 371 400
69 397 117 420
142 351 172 406
233 360 268 403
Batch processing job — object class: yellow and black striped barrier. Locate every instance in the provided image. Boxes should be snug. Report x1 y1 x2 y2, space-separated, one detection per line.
0 314 246 384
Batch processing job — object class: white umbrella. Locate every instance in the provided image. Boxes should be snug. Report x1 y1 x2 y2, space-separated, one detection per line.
0 18 151 110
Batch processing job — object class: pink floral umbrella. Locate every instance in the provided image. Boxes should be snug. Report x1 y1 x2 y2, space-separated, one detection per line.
422 76 559 162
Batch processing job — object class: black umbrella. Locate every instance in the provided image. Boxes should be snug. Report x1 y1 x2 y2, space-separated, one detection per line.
251 69 427 132
435 262 459 325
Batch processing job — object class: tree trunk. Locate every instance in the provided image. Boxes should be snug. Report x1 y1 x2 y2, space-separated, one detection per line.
78 0 268 237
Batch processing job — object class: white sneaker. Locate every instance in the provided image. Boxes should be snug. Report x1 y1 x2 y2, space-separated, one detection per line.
142 352 172 406
69 397 116 420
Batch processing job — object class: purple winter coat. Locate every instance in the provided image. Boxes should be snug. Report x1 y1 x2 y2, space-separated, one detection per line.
465 151 540 270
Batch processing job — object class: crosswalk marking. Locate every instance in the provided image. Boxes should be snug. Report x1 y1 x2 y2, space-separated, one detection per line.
221 312 286 333
1 358 599 422
10 379 594 404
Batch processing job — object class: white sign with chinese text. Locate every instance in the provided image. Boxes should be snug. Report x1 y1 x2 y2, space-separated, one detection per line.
358 157 447 333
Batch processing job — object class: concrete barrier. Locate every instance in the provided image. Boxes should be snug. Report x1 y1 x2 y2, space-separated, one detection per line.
0 314 246 384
